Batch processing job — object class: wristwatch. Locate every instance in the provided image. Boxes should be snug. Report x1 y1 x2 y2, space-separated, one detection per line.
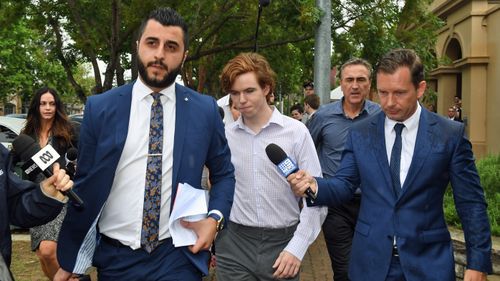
207 210 224 232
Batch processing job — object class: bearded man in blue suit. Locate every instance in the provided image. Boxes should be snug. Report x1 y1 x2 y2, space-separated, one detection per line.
54 7 235 281
288 49 491 281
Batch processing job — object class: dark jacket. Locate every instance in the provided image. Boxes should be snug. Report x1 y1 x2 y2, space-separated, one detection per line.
0 144 63 266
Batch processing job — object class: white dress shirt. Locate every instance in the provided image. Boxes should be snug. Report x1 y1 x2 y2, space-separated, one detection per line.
99 78 176 249
384 103 421 188
225 108 327 260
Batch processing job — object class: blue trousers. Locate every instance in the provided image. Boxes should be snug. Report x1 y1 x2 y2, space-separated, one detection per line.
93 236 202 281
385 255 406 281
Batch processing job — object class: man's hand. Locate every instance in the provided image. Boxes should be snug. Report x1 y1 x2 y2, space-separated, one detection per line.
209 254 217 268
53 268 80 281
180 217 217 254
40 163 73 201
286 170 317 197
272 251 301 279
463 269 487 281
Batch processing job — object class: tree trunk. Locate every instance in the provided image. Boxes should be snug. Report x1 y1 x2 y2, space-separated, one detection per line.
116 58 125 86
48 16 87 104
196 63 206 94
67 0 102 95
102 0 121 91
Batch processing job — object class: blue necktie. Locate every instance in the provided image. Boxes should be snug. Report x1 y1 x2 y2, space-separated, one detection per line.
390 123 405 198
141 93 163 253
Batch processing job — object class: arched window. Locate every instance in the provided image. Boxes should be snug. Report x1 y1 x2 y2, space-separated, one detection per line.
445 38 463 61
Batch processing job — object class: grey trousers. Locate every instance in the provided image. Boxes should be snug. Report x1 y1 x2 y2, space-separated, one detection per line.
215 221 299 281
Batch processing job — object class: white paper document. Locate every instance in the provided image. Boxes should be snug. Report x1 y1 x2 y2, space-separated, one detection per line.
169 182 208 247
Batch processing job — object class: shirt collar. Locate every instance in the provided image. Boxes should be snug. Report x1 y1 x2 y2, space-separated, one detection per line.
331 97 375 117
134 77 176 101
385 102 421 132
235 106 284 131
330 99 344 114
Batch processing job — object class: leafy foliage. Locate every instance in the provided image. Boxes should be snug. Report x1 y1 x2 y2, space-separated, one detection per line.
331 0 443 79
444 154 500 236
0 0 443 105
421 88 437 110
0 8 74 109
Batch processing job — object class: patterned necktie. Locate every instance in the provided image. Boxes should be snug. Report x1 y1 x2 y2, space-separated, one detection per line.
141 92 163 253
390 123 405 198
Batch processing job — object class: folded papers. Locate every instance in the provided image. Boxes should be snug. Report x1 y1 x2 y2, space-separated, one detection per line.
168 182 208 247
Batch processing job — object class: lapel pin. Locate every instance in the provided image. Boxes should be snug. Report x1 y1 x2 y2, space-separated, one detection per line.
184 97 189 102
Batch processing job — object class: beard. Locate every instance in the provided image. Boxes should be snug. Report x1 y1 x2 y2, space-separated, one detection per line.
137 55 181 89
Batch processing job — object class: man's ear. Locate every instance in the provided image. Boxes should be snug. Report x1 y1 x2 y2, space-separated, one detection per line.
416 80 427 99
263 85 270 95
182 51 189 68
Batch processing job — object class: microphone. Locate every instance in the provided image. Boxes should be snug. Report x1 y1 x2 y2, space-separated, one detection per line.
65 147 78 179
265 143 317 200
12 134 84 207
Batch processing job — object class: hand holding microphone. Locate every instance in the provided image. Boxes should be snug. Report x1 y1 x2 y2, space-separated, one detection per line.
12 134 84 207
265 143 317 200
286 169 318 199
40 162 73 201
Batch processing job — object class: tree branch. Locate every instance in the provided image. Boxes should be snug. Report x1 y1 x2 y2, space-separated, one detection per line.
103 0 121 91
186 34 314 62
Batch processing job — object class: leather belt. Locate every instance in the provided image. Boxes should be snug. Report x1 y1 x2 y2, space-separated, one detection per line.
100 234 171 250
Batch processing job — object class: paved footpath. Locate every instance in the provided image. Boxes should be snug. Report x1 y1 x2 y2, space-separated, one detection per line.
299 232 334 280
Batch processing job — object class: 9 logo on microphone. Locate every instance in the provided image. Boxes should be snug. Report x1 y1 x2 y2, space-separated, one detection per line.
277 157 298 177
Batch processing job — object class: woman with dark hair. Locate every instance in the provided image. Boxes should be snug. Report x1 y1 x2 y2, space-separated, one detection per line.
18 86 78 279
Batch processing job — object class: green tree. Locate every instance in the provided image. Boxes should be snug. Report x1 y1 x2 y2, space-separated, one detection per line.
18 0 321 102
1 0 443 105
331 0 443 77
0 1 95 110
0 15 71 110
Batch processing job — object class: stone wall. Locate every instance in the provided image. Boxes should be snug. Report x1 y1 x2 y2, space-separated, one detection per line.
451 229 500 281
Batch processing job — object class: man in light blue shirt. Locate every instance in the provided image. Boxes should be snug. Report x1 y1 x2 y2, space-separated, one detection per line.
307 58 380 281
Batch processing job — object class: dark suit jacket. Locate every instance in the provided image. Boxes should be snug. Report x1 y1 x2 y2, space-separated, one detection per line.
0 144 63 266
57 83 235 275
310 108 492 281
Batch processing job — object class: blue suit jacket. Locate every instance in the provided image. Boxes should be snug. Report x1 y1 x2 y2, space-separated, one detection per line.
311 108 492 281
57 83 235 275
